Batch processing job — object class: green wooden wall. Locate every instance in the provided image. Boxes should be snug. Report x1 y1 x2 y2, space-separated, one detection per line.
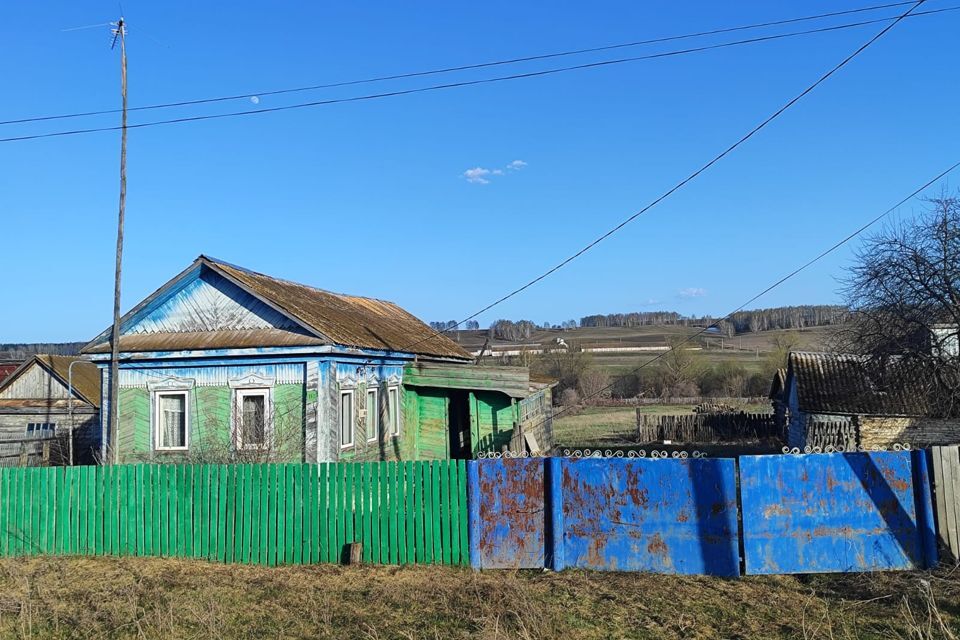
0 461 469 566
116 384 305 464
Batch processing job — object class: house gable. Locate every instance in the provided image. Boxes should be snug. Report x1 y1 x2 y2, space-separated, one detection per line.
0 361 71 400
124 266 305 335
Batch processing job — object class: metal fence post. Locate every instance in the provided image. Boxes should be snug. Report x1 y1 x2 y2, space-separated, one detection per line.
912 449 939 568
467 460 481 570
547 456 565 571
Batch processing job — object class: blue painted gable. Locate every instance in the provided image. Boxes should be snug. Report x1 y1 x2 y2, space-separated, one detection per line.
123 265 306 336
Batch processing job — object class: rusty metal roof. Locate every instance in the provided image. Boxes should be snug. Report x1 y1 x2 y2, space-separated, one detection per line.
788 352 927 417
84 329 327 354
83 256 472 360
0 355 101 407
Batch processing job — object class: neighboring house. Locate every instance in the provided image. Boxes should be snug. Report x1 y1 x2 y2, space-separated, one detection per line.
774 351 960 449
81 256 551 464
0 355 101 465
0 360 21 386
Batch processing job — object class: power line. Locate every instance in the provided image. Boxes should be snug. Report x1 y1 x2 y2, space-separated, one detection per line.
538 157 960 431
0 5 951 145
394 0 929 357
0 0 920 128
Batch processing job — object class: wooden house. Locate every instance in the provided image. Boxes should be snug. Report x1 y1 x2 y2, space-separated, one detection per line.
81 256 552 464
0 355 101 465
775 351 960 449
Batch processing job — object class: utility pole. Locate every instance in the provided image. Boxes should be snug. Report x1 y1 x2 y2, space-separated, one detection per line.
107 17 127 464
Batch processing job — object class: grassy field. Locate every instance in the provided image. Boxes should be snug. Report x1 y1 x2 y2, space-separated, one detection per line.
553 404 771 449
0 557 956 639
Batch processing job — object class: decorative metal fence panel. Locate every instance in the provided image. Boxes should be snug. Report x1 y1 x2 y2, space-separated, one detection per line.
559 458 740 575
468 457 545 569
0 461 469 566
739 451 937 574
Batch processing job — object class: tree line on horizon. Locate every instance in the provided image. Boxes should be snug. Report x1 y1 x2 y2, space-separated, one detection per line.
479 305 847 341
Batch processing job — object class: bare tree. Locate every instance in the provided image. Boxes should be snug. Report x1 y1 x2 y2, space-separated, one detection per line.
838 193 960 416
577 368 611 404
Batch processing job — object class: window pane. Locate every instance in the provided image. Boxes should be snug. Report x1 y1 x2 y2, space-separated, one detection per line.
340 393 353 446
388 388 400 436
242 394 266 446
366 390 378 441
160 394 186 448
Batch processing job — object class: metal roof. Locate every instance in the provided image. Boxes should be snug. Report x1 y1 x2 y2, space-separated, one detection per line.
787 352 927 417
83 256 472 360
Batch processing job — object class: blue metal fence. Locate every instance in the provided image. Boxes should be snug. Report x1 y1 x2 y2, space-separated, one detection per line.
468 450 939 575
739 450 937 574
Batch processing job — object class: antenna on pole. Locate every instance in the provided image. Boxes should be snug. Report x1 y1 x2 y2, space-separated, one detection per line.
107 15 127 464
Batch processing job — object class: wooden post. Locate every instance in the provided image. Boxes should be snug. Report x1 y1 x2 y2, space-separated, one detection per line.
108 18 128 464
347 542 363 565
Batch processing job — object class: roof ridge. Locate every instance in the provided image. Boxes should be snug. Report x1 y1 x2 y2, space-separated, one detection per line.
203 255 400 306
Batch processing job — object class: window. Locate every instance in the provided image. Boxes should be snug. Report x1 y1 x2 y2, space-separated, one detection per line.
340 390 355 448
236 388 270 450
387 386 400 437
366 389 379 442
26 423 56 436
155 391 188 450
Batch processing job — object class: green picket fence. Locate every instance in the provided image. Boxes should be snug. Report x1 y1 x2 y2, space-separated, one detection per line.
0 461 469 566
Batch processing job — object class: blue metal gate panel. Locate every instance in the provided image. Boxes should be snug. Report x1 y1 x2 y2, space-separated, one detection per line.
559 458 740 575
740 451 936 574
470 458 546 569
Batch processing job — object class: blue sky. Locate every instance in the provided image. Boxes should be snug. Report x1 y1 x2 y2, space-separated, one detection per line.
0 2 957 342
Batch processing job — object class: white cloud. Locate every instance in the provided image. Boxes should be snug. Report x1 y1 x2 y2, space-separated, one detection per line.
463 167 491 184
462 159 527 184
678 287 707 299
640 298 661 307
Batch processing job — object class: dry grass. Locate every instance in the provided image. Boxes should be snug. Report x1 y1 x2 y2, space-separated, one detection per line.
0 557 958 639
553 404 770 448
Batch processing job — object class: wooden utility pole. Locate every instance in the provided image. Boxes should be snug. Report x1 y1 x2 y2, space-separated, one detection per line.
107 17 127 464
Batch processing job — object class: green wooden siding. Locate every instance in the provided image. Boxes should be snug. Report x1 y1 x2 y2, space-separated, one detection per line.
416 390 449 460
0 462 469 566
474 391 515 454
117 384 305 463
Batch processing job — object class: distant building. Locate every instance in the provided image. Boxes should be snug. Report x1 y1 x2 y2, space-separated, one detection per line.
772 351 960 449
82 256 552 464
0 360 21 386
0 355 101 465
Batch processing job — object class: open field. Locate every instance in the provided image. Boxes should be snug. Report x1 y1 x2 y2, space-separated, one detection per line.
553 404 771 449
0 556 956 639
466 325 834 375
457 325 834 352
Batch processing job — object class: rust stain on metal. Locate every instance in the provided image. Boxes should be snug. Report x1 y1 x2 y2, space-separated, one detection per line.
646 533 668 556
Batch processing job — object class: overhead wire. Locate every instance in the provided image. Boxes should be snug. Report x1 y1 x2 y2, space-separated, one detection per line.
531 157 960 433
0 4 954 144
2 0 921 127
393 0 930 356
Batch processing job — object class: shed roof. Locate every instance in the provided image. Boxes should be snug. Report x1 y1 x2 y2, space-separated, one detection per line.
787 351 927 417
83 256 471 360
0 355 100 407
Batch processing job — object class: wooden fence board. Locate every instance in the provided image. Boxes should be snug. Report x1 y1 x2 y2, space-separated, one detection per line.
0 461 469 567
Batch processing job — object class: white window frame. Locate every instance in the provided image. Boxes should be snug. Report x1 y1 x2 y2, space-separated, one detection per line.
25 422 56 436
153 390 190 452
387 386 401 437
340 389 355 449
366 388 379 443
234 387 273 451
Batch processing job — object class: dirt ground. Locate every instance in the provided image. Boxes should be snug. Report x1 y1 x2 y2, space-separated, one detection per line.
0 557 957 639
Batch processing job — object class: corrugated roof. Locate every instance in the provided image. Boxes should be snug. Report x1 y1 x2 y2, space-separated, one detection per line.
84 329 326 354
768 368 787 400
84 257 471 360
788 352 927 417
211 259 470 359
0 355 101 407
